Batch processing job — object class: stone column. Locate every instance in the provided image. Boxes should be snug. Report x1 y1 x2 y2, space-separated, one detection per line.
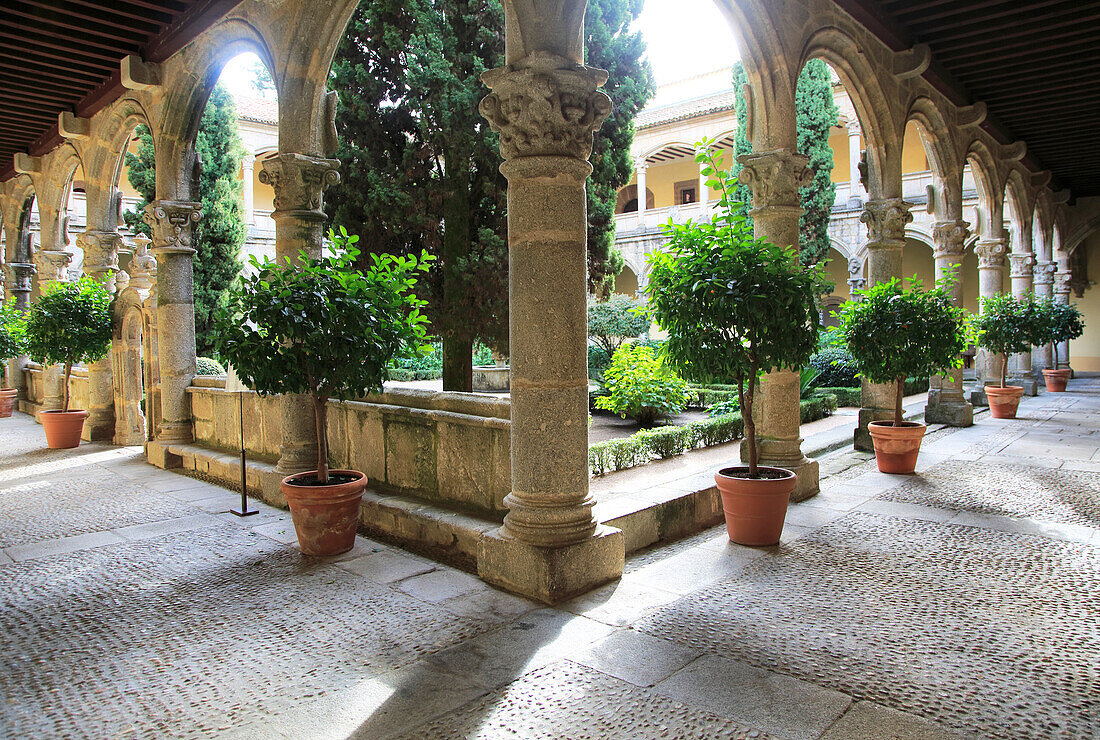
634 157 647 227
925 220 973 426
242 153 256 226
1033 260 1056 371
973 236 1008 403
31 247 73 415
697 152 709 210
475 51 624 603
1053 273 1072 370
854 198 912 450
736 149 819 501
2 262 34 401
1008 250 1037 395
258 153 340 496
77 230 122 439
143 201 201 451
847 121 864 205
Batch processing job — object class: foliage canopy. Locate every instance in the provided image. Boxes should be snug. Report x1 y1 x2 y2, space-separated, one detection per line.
593 342 689 426
588 294 650 357
972 292 1040 387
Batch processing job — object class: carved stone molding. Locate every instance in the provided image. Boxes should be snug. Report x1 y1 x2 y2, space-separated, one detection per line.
33 249 73 286
1033 260 1057 286
847 257 866 295
861 198 914 247
143 201 202 255
932 220 970 260
258 153 341 217
1054 271 1072 300
480 51 612 161
734 149 811 209
78 229 124 279
975 238 1007 269
128 234 157 293
1009 252 1035 279
2 262 35 295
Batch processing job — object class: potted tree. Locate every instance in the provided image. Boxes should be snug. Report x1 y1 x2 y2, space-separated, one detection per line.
646 144 825 546
0 297 26 418
216 228 432 556
1038 298 1084 391
836 276 968 473
973 292 1035 419
22 276 113 447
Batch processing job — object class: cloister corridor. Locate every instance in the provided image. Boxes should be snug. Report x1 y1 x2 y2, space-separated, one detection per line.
2 380 1098 739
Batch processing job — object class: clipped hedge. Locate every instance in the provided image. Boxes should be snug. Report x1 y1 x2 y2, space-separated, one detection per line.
905 376 929 396
817 386 861 407
387 368 441 381
685 385 739 408
196 356 226 375
808 347 860 387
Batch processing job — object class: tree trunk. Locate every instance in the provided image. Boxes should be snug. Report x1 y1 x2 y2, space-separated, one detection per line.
742 368 758 476
1001 355 1008 388
313 393 329 483
63 362 71 413
442 337 473 392
442 142 473 393
894 375 904 426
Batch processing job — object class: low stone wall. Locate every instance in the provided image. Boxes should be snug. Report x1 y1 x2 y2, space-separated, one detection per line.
188 382 512 516
19 362 88 417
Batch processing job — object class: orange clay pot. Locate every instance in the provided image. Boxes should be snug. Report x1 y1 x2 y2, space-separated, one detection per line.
0 388 16 418
281 469 367 556
986 385 1024 419
1042 369 1070 392
868 420 927 474
40 409 87 449
714 466 796 546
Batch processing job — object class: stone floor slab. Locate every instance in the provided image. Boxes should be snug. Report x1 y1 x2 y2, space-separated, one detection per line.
820 701 972 740
572 628 703 687
5 529 127 561
335 549 437 584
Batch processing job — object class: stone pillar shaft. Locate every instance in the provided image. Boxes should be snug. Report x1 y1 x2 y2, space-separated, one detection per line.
975 237 1008 396
1053 274 1072 369
144 202 201 444
242 153 256 226
475 52 623 604
258 153 341 482
635 160 647 226
1033 260 1056 370
735 148 818 501
925 221 973 427
77 230 122 439
1008 250 1037 394
854 198 912 450
2 262 34 400
847 122 864 202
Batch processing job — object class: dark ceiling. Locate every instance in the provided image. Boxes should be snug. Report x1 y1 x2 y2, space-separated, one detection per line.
839 0 1100 198
0 0 240 182
2 1 1099 197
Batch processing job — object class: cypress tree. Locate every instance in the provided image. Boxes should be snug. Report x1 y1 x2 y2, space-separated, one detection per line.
730 60 839 265
584 0 655 296
124 83 245 355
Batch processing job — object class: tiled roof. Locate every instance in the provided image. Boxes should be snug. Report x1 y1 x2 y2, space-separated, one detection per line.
235 95 278 125
635 89 738 130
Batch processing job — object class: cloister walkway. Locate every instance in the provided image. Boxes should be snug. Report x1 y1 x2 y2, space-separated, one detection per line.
1 380 1098 739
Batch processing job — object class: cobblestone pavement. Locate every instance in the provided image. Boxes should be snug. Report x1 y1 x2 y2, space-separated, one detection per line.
1 379 1098 739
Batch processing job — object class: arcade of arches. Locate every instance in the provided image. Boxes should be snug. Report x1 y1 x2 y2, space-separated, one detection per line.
1 4 1100 724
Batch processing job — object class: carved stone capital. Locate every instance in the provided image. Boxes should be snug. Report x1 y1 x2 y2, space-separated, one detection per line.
1009 252 1035 279
861 198 914 247
143 201 202 255
258 153 341 217
76 230 123 275
734 149 811 210
975 238 1007 269
3 262 35 295
932 220 970 261
1054 272 1072 299
33 250 73 287
128 234 158 293
480 51 612 161
1033 260 1057 286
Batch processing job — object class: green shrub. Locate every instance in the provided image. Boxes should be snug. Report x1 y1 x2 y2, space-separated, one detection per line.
588 344 611 379
635 426 693 458
0 297 25 387
686 412 744 447
588 294 650 357
818 386 861 407
594 343 689 426
904 377 929 396
196 356 226 375
808 347 860 387
686 385 739 408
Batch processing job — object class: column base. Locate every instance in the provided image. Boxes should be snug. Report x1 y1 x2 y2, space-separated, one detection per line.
1008 377 1039 396
82 410 116 442
261 469 290 508
477 524 624 605
738 438 819 502
924 390 973 427
854 407 894 452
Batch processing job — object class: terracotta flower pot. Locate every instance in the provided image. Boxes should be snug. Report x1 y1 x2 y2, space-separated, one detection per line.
1042 369 1070 392
713 466 796 546
281 469 367 556
0 388 16 418
986 385 1024 419
868 420 927 474
40 409 88 449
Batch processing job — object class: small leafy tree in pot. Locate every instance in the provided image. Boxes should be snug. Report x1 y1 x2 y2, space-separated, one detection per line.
0 297 26 388
22 276 113 412
215 228 433 485
645 144 826 477
836 275 968 424
1038 297 1084 370
972 292 1037 389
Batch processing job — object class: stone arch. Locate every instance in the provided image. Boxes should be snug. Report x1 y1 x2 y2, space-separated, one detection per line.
87 96 158 232
800 26 903 199
615 184 654 214
964 139 1003 238
113 293 147 444
1032 190 1055 261
1003 167 1032 251
905 96 962 220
